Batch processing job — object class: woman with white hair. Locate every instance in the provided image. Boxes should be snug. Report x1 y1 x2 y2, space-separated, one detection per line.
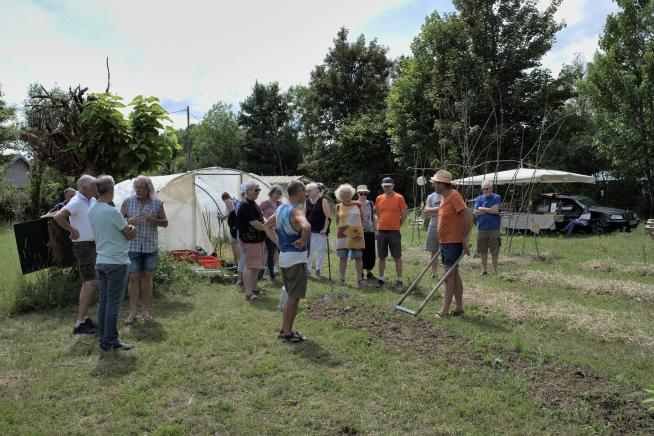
120 175 168 324
334 184 365 287
305 183 331 277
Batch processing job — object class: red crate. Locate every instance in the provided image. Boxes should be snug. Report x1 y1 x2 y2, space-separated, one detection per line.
199 256 223 269
169 250 199 263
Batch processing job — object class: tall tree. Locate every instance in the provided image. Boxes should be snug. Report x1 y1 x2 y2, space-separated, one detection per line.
300 27 397 190
387 0 566 179
0 85 17 152
193 102 244 169
584 0 654 215
238 82 300 175
20 84 179 178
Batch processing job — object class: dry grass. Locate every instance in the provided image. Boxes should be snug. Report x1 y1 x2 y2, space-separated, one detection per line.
500 270 654 302
465 285 654 347
580 259 654 277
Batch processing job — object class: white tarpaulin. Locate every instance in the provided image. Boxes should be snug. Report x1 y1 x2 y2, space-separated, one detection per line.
114 167 273 252
453 168 596 186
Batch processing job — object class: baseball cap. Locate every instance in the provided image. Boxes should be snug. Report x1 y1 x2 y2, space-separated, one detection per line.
240 183 247 194
381 177 394 187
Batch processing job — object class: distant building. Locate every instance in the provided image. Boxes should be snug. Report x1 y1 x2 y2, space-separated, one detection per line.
1 154 30 188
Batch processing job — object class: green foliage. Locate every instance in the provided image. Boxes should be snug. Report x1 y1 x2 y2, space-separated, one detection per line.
644 386 654 411
23 163 75 219
299 28 396 190
21 86 180 179
0 85 17 152
152 253 202 296
238 82 300 175
387 0 567 174
8 267 80 314
192 102 244 169
583 0 654 215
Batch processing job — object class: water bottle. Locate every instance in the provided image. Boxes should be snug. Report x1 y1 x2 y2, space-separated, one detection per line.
277 286 288 312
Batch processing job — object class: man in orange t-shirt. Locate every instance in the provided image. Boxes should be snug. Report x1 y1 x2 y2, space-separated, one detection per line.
432 170 472 318
374 177 408 288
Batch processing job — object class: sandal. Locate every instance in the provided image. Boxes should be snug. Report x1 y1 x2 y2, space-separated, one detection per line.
278 331 305 343
435 311 449 319
245 293 261 301
450 309 465 317
124 316 137 325
142 313 153 322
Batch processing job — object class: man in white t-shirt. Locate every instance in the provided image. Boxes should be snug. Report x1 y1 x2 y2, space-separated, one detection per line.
54 174 99 335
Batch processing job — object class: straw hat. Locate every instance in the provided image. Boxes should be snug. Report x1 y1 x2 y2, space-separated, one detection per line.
356 185 370 193
430 170 453 184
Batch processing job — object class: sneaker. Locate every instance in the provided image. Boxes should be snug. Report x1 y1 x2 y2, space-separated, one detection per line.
315 270 321 278
336 279 346 286
358 279 367 288
480 271 488 276
376 279 384 288
100 342 134 351
395 280 404 287
73 318 97 335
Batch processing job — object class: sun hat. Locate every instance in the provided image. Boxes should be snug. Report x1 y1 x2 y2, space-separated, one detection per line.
430 170 453 184
381 177 394 187
356 185 370 193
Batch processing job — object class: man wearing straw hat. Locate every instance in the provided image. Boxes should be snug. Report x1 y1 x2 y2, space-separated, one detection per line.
431 170 473 318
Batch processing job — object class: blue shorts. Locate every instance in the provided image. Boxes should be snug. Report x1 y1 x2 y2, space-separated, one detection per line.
440 243 463 268
336 249 363 260
128 251 159 273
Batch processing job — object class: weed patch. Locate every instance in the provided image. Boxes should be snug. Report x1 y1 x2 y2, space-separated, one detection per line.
7 267 80 313
580 259 654 277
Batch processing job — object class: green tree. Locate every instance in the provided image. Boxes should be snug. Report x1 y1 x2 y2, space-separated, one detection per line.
0 85 17 152
387 0 566 177
20 85 179 178
193 102 244 169
238 82 300 175
584 0 654 215
299 27 397 190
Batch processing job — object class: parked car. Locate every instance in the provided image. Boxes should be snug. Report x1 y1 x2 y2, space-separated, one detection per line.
535 194 640 233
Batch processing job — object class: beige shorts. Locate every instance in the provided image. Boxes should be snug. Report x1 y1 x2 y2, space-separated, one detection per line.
477 230 501 255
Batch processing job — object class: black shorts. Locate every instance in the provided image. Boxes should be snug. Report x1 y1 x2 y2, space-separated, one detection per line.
377 230 402 258
440 243 463 268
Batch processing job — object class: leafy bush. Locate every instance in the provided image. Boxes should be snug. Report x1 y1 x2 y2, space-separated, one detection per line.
153 252 204 297
8 267 80 314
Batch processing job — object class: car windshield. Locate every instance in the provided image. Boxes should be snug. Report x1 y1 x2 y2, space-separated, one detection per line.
576 197 600 208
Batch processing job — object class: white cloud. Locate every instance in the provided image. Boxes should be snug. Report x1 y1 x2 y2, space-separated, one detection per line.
1 0 410 128
537 0 586 26
541 35 599 75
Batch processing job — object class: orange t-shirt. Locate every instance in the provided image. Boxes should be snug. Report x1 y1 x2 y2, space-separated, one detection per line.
437 190 467 243
375 192 408 231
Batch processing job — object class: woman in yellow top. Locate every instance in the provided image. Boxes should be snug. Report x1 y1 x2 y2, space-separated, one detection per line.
334 184 366 287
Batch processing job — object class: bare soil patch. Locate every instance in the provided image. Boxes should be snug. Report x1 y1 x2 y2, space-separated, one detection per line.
307 298 654 432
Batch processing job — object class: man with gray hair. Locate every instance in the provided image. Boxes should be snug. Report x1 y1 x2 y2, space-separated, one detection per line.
54 174 99 334
120 175 168 324
473 180 502 275
89 175 136 351
48 187 76 213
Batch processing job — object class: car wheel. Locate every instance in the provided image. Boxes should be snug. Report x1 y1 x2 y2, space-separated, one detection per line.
591 221 603 234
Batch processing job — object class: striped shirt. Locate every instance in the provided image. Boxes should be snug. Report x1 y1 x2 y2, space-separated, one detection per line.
122 196 163 253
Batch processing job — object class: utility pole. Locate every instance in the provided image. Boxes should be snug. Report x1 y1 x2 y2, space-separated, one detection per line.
186 105 191 172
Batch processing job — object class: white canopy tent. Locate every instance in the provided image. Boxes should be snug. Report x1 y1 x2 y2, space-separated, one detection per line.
114 167 273 252
452 168 596 186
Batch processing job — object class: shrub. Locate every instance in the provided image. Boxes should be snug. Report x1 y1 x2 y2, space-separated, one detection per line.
8 267 80 314
153 252 204 297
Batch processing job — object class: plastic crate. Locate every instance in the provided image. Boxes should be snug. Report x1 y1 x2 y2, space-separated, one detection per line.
198 256 223 269
169 250 199 263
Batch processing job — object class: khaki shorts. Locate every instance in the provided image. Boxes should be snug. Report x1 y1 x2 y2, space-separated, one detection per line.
72 241 97 282
477 230 501 255
281 262 308 300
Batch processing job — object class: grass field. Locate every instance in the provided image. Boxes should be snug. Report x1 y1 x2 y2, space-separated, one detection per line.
0 223 653 434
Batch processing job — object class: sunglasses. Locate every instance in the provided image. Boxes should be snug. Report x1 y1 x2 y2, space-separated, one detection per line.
358 193 367 196
482 188 490 191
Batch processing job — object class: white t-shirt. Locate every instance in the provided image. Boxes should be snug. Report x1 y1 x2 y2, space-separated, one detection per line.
426 192 442 229
578 212 591 225
63 192 97 242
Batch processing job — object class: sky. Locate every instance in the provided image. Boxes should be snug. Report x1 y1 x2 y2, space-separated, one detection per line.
0 0 619 129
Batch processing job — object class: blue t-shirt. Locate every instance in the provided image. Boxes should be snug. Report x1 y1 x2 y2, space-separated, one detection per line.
474 193 502 231
89 203 130 265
